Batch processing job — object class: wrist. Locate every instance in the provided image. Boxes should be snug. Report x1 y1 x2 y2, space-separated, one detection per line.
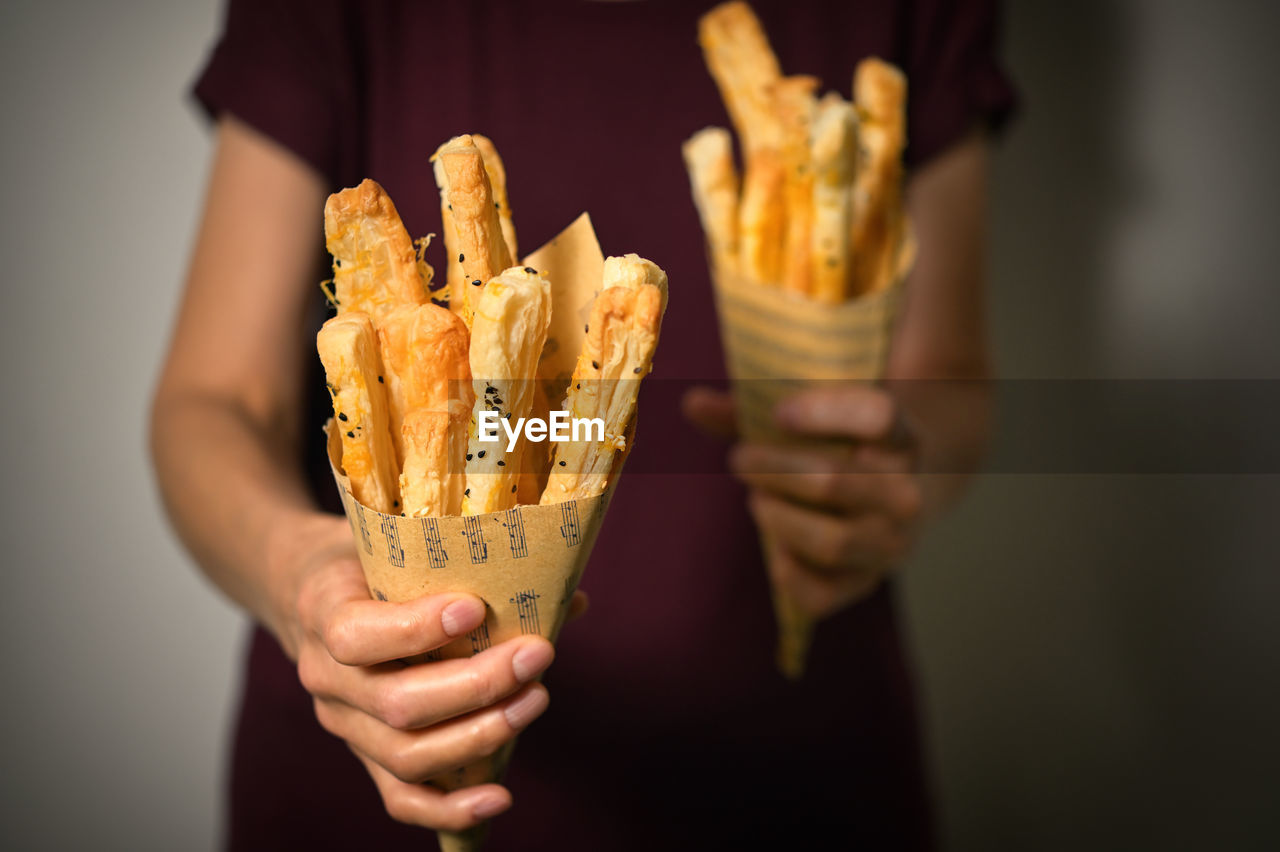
262 506 352 659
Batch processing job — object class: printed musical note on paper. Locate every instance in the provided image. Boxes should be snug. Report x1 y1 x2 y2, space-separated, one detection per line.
380 515 404 567
469 620 492 655
510 588 542 635
559 502 581 547
419 517 448 569
501 507 529 559
462 516 488 564
354 504 373 554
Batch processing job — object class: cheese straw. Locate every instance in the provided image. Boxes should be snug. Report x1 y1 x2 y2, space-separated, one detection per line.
462 267 552 515
541 255 667 504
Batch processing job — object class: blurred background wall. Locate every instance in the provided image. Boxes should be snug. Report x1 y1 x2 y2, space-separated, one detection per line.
0 1 1275 849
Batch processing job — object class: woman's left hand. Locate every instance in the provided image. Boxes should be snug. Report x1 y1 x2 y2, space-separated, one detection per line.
685 384 923 620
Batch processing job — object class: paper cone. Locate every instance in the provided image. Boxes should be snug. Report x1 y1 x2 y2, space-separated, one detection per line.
325 214 625 851
711 237 912 679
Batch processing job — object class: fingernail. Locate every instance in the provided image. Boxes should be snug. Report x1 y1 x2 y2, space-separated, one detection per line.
471 793 510 820
503 686 550 729
441 598 485 637
511 641 554 682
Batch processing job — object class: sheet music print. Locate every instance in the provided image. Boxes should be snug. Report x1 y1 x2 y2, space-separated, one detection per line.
501 508 529 558
559 502 581 547
419 517 448 569
510 588 542 635
354 504 372 553
380 515 405 568
462 516 488 564
469 620 492 655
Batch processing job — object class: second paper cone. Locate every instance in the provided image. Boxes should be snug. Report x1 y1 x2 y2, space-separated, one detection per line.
712 261 905 678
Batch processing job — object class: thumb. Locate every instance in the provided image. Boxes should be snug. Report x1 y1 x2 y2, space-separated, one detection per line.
681 385 739 440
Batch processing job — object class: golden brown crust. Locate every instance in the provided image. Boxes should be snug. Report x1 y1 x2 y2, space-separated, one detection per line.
850 58 907 296
400 406 468 517
737 148 787 284
682 127 740 276
771 76 819 296
462 267 552 515
810 95 859 302
376 303 473 468
440 136 514 329
430 149 463 316
540 256 666 504
471 134 518 262
317 313 401 514
697 1 782 155
325 179 429 321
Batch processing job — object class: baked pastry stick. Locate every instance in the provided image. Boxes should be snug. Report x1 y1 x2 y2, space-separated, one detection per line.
431 134 518 319
436 135 514 329
771 76 820 296
400 405 469 517
376 303 473 469
462 267 552 516
698 2 787 284
472 134 518 262
697 1 782 155
324 179 429 322
540 255 667 505
682 127 740 276
850 58 908 296
810 95 860 303
317 313 401 515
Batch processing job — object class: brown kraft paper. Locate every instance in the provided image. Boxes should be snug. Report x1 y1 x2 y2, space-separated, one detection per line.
710 235 913 679
327 214 623 852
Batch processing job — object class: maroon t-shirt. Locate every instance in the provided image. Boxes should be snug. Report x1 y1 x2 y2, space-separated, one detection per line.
193 2 1015 849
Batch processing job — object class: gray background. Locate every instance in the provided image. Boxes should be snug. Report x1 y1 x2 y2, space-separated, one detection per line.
1 1 1276 849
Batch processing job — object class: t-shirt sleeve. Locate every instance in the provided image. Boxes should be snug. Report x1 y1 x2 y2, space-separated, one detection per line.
191 0 361 187
902 0 1018 169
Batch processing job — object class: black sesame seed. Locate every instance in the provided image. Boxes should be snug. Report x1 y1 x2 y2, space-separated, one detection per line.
464 488 470 496
592 361 599 369
523 267 536 274
472 279 482 287
477 450 486 458
392 500 400 507
496 460 505 466
495 201 500 209
511 484 517 493
448 203 453 210
346 431 355 438
558 460 567 467
458 253 465 263
584 324 589 333
338 412 348 422
378 375 384 383
575 383 580 390
492 397 503 405
334 258 341 267
633 367 642 374
466 453 473 461
486 385 498 394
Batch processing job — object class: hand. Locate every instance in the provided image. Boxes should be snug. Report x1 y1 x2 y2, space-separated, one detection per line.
273 514 577 831
684 385 922 621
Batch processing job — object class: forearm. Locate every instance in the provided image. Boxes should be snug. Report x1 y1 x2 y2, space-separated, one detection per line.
892 126 994 519
150 389 328 647
893 374 990 520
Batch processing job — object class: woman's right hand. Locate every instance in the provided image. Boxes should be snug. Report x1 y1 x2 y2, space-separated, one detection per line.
272 513 557 831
